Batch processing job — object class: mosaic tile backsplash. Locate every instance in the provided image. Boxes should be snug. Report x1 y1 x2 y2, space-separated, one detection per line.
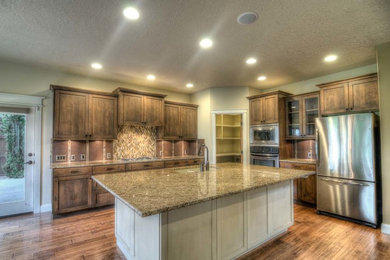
113 126 156 159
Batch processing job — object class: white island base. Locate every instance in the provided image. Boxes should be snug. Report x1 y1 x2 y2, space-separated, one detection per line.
115 180 293 260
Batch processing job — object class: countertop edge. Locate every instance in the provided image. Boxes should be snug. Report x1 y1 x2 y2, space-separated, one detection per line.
92 169 315 218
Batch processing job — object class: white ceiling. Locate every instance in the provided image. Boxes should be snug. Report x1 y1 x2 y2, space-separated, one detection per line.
0 0 389 93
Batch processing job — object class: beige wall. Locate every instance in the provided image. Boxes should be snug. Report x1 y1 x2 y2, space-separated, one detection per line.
261 64 377 95
0 59 191 207
377 42 390 227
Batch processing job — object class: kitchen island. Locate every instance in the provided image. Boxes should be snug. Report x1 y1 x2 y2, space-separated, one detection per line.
92 163 315 260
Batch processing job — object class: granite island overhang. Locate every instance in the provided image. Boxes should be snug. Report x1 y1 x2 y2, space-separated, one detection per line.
92 163 315 260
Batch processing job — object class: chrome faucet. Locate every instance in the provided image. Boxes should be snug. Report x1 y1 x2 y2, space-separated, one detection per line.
198 144 210 171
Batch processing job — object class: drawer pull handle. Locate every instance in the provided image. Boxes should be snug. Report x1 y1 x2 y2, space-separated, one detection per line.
144 164 151 167
106 167 114 171
174 162 180 165
70 170 79 174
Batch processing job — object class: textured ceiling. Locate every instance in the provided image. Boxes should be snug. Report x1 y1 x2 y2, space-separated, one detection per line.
0 0 389 93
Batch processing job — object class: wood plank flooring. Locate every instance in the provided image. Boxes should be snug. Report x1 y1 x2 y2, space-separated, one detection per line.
0 204 389 259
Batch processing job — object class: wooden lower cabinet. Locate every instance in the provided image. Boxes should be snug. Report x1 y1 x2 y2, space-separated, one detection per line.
53 158 203 214
279 161 316 205
53 174 92 214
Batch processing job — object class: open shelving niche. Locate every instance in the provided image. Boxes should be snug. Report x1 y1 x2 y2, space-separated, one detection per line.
216 114 242 163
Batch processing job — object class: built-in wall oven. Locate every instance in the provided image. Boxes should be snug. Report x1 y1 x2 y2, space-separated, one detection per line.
250 124 279 146
250 146 279 168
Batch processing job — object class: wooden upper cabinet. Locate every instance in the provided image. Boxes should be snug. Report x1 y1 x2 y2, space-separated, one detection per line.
263 95 278 124
120 93 143 125
180 106 197 139
348 77 379 112
249 99 263 125
318 74 378 116
247 91 291 125
163 101 198 140
54 90 89 139
286 92 319 139
319 83 349 115
89 95 117 140
52 86 118 140
164 104 181 139
144 96 164 126
115 88 165 127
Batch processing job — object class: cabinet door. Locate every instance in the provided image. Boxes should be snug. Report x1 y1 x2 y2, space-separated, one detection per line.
263 95 278 123
144 96 164 126
249 98 263 125
349 77 379 112
119 93 143 125
164 104 181 139
89 95 117 140
320 83 349 115
54 90 89 139
92 181 114 207
180 106 197 139
286 98 301 138
302 94 319 138
54 175 92 214
299 175 316 204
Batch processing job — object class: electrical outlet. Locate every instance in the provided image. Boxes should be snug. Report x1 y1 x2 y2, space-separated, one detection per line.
308 151 312 159
106 153 111 159
70 155 75 161
80 154 86 161
55 155 66 161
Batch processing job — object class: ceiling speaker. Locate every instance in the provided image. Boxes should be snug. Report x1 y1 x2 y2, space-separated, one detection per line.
237 12 258 25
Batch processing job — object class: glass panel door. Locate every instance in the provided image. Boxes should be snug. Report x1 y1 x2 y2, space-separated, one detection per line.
304 96 319 137
0 110 34 217
287 99 301 137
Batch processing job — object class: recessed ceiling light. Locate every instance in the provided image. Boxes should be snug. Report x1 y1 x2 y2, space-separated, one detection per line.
186 83 194 88
257 75 267 81
246 57 257 65
146 74 156 81
199 38 213 49
91 62 103 70
123 7 140 20
324 54 338 62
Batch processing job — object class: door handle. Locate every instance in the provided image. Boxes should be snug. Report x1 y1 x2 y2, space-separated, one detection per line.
320 177 369 186
24 160 34 165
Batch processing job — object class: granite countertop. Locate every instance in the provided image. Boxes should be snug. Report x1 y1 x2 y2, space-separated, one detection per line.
51 156 203 169
92 163 315 217
279 158 317 164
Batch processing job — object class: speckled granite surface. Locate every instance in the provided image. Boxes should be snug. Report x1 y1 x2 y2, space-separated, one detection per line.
51 156 203 169
92 163 315 217
279 158 317 164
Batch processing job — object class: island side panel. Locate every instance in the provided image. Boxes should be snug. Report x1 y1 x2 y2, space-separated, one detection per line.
114 180 293 260
115 198 161 260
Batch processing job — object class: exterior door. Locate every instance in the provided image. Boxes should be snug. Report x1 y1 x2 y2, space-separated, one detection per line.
0 108 35 217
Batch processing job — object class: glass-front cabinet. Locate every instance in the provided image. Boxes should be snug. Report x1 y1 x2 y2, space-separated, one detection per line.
286 92 319 139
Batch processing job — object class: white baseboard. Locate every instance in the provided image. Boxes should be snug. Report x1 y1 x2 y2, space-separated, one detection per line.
381 223 390 235
40 203 52 213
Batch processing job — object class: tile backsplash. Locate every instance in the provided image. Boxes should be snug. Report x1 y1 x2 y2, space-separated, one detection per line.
113 126 156 160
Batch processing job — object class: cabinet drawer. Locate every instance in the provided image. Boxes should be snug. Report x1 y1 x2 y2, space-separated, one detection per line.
93 164 125 174
53 167 92 176
279 162 316 171
164 160 188 168
127 161 165 171
186 159 203 165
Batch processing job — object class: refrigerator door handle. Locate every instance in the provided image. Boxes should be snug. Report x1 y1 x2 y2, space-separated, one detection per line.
316 129 319 169
319 177 370 186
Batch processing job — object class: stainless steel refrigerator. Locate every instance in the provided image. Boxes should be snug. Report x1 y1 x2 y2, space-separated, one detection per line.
316 113 380 227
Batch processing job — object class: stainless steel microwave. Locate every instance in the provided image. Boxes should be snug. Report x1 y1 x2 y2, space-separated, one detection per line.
249 124 279 146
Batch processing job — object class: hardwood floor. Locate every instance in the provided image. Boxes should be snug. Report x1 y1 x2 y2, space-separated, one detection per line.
0 204 389 260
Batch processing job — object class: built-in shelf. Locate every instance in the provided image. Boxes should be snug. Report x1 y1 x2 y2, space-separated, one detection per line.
216 152 241 157
217 137 241 140
216 124 241 128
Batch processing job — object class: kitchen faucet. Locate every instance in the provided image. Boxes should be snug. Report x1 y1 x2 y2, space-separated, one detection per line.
198 143 210 171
